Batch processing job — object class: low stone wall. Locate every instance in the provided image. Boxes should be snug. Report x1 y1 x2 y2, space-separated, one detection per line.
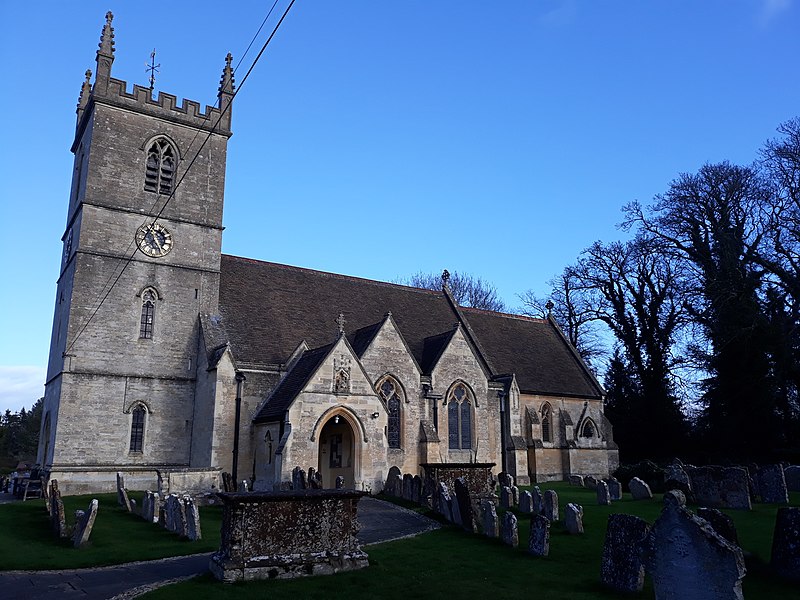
210 489 369 582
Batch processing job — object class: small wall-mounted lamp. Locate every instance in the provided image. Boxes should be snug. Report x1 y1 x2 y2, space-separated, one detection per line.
371 411 380 419
334 415 340 424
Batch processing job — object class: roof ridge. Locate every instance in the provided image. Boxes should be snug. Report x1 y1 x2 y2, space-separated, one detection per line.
460 306 547 322
222 254 443 296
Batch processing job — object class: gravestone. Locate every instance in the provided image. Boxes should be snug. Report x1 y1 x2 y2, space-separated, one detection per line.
665 460 693 499
511 485 519 506
50 480 68 538
784 465 800 492
629 477 653 500
402 473 414 501
529 514 550 557
335 476 345 489
483 501 499 538
643 490 746 600
532 486 543 515
387 474 403 498
116 472 132 512
42 477 52 514
72 499 99 548
519 490 533 513
771 507 800 581
435 481 452 521
292 467 307 491
185 497 202 541
758 464 789 504
307 467 319 489
165 494 188 537
454 477 475 533
501 511 519 548
385 466 402 496
585 475 598 489
597 480 611 505
543 490 559 522
688 466 751 510
412 475 423 504
500 486 513 509
697 507 739 546
449 494 463 527
498 472 514 488
606 477 623 501
601 513 650 593
569 474 585 486
565 503 584 534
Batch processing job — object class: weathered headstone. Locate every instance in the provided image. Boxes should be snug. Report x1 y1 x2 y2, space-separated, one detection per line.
565 503 584 534
483 500 499 538
500 485 513 509
665 460 693 499
784 465 800 492
629 477 653 500
758 464 789 504
72 499 99 548
697 507 739 546
771 507 800 582
511 485 519 506
501 511 519 548
388 474 402 498
529 514 550 557
643 490 746 600
165 494 188 537
42 477 52 514
601 513 650 593
543 489 559 522
498 471 514 488
292 467 307 491
532 486 543 515
385 466 402 496
184 497 202 541
597 480 611 505
519 490 533 513
449 494 463 527
606 477 622 501
412 475 423 504
50 480 68 539
402 473 414 501
335 476 345 489
436 482 453 522
116 472 132 512
585 475 598 489
454 477 475 532
569 474 585 486
688 466 751 510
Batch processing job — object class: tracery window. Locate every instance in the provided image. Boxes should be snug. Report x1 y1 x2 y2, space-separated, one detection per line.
581 418 596 438
447 383 472 450
541 402 552 443
130 405 146 453
379 377 402 449
139 289 156 339
144 138 176 194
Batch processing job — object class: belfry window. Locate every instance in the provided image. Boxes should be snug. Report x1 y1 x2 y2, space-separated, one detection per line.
379 377 403 449
447 383 472 450
139 289 156 339
130 405 146 452
144 138 176 194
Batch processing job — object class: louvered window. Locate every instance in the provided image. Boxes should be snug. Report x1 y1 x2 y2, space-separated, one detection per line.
144 139 176 194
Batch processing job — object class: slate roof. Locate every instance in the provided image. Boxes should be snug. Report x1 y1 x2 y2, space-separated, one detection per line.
218 254 602 399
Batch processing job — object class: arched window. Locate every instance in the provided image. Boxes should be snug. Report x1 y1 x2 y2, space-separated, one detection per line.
541 402 552 443
378 377 403 449
130 405 146 452
447 383 472 450
139 289 156 339
144 138 176 194
581 418 596 438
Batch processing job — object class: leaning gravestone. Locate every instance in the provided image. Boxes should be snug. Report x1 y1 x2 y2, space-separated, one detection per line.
529 514 550 557
184 497 202 541
454 477 475 533
643 490 746 600
629 477 653 500
483 501 499 538
50 480 68 539
697 507 739 546
436 482 453 522
498 472 514 488
601 513 650 593
116 472 132 512
784 465 800 492
72 499 99 548
292 467 307 490
501 512 519 548
606 477 623 501
597 480 611 506
532 486 543 515
543 490 559 522
500 486 513 509
565 503 584 534
42 477 52 514
758 464 789 504
519 490 533 513
665 461 693 500
569 474 585 486
688 466 751 510
771 507 800 582
585 475 598 489
449 493 463 527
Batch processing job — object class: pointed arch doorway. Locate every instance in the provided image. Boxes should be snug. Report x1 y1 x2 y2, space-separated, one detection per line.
318 413 357 489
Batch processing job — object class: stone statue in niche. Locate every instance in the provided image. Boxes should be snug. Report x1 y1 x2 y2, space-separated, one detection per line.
333 355 351 394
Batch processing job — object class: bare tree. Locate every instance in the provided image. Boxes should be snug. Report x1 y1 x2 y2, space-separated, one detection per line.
401 271 507 312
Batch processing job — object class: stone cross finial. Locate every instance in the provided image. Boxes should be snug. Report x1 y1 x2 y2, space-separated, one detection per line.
98 11 115 56
441 269 451 289
77 69 93 114
545 300 554 314
219 52 235 96
335 312 346 336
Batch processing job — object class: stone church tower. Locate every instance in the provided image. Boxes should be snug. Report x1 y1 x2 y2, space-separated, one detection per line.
39 13 234 492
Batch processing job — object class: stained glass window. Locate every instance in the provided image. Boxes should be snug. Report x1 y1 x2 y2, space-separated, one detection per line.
380 378 402 449
447 383 472 450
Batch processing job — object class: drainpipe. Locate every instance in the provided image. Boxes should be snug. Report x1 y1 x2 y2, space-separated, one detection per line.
498 389 507 473
232 371 246 484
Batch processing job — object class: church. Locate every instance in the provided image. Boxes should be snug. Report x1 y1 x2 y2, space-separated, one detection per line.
38 13 618 495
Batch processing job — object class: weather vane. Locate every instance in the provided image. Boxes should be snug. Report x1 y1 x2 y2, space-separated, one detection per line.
145 49 160 92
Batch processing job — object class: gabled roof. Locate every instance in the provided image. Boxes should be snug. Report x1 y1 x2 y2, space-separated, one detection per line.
218 254 602 399
253 343 333 423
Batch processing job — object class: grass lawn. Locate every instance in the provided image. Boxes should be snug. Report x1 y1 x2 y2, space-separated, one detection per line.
0 492 221 570
137 483 800 600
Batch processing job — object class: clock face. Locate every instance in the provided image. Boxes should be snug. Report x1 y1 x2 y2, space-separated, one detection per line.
135 223 173 258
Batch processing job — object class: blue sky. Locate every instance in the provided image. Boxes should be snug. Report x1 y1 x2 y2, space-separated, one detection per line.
1 0 798 413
